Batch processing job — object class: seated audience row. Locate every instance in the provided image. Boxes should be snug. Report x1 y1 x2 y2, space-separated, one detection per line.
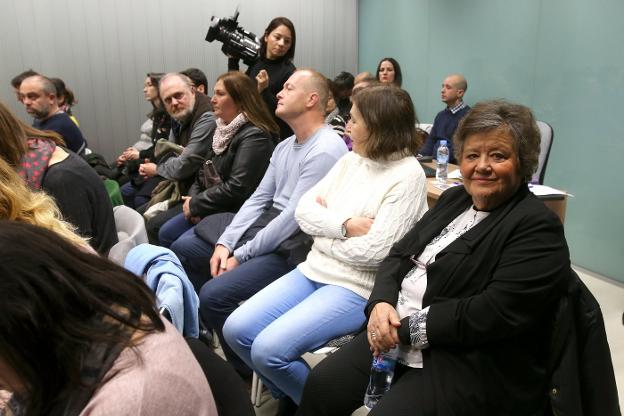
5 15 618 414
157 71 279 248
223 84 429 411
172 69 348 379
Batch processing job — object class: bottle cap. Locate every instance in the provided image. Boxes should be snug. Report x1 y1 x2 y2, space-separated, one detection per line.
439 139 447 145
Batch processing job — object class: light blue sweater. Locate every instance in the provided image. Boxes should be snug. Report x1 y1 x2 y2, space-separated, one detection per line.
217 125 347 263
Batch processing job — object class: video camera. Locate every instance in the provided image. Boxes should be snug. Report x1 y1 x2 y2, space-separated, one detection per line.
205 10 261 66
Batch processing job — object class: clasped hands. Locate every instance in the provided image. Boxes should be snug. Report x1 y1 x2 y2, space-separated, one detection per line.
367 302 402 356
182 196 201 225
209 244 240 277
138 159 157 178
116 147 139 166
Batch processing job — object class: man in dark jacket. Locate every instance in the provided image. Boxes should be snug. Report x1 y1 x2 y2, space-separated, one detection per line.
138 73 215 186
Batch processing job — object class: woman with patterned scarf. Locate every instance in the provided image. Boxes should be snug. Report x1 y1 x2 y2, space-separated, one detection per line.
150 71 278 255
0 101 117 255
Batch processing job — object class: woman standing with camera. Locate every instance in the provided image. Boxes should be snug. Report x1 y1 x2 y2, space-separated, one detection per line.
229 16 296 139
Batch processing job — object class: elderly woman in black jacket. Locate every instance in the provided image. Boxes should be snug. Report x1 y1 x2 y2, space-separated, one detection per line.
296 100 574 416
155 71 278 247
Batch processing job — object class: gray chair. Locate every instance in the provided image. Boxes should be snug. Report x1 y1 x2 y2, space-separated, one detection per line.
532 121 554 184
108 205 148 265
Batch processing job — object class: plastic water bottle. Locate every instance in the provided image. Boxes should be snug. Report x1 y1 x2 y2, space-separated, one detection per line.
436 139 449 183
363 347 399 410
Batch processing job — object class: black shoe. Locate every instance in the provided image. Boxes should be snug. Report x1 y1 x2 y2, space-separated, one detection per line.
276 396 298 416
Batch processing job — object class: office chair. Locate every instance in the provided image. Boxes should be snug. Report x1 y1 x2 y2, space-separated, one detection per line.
416 123 433 134
108 205 148 265
532 121 554 184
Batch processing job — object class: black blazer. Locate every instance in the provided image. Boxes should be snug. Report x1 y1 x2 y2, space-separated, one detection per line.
368 184 571 415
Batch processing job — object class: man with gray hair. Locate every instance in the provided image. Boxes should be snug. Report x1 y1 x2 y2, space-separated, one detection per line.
19 75 88 154
170 69 348 380
122 73 215 208
419 73 470 163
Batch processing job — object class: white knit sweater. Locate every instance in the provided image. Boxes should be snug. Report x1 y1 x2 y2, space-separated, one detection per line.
295 151 428 299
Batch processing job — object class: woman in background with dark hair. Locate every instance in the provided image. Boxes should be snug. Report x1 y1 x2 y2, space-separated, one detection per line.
0 221 217 416
49 77 79 126
116 72 172 170
229 16 296 139
376 57 403 87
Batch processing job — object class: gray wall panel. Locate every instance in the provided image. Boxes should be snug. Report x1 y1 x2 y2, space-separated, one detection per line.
0 0 357 160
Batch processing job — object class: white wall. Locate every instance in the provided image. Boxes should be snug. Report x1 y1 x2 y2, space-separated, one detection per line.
0 0 358 160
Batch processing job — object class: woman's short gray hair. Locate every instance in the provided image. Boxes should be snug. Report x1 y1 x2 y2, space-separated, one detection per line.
453 99 541 181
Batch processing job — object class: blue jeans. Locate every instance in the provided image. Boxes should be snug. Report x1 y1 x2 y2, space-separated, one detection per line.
170 212 236 291
199 253 293 377
222 268 367 403
159 212 194 247
120 176 161 209
170 229 216 292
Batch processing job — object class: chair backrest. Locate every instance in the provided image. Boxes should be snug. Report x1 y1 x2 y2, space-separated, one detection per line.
108 205 148 265
532 121 554 184
417 123 433 134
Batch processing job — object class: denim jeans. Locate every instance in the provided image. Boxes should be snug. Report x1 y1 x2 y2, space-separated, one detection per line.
159 212 194 247
199 253 293 377
222 268 367 403
170 212 236 291
169 229 216 292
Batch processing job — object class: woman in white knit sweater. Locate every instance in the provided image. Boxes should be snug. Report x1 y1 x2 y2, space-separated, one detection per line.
223 85 429 410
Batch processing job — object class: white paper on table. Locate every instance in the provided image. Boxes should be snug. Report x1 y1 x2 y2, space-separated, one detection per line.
448 170 463 179
528 184 571 197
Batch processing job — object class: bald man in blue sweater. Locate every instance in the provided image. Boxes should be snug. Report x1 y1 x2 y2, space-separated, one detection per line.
419 74 470 163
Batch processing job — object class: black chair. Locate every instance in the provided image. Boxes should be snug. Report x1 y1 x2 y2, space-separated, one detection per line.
532 121 554 184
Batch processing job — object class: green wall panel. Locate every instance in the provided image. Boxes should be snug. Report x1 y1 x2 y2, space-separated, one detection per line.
359 0 624 281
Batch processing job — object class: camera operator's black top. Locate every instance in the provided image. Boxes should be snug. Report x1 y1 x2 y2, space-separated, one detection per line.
229 56 295 140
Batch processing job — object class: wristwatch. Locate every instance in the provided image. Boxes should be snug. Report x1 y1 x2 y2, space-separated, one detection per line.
341 221 348 237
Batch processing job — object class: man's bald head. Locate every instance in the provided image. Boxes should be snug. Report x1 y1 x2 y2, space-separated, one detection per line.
441 73 467 107
19 75 59 119
297 68 330 112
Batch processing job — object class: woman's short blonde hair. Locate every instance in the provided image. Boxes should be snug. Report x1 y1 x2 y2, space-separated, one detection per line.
0 157 89 248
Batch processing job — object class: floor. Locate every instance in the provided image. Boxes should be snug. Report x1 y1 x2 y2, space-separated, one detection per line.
250 266 624 415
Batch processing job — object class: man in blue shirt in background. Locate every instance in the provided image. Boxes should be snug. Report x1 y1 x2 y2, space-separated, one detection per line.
419 73 470 163
20 75 88 155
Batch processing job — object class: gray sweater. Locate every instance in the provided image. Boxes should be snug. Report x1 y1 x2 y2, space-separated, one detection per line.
217 126 348 263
